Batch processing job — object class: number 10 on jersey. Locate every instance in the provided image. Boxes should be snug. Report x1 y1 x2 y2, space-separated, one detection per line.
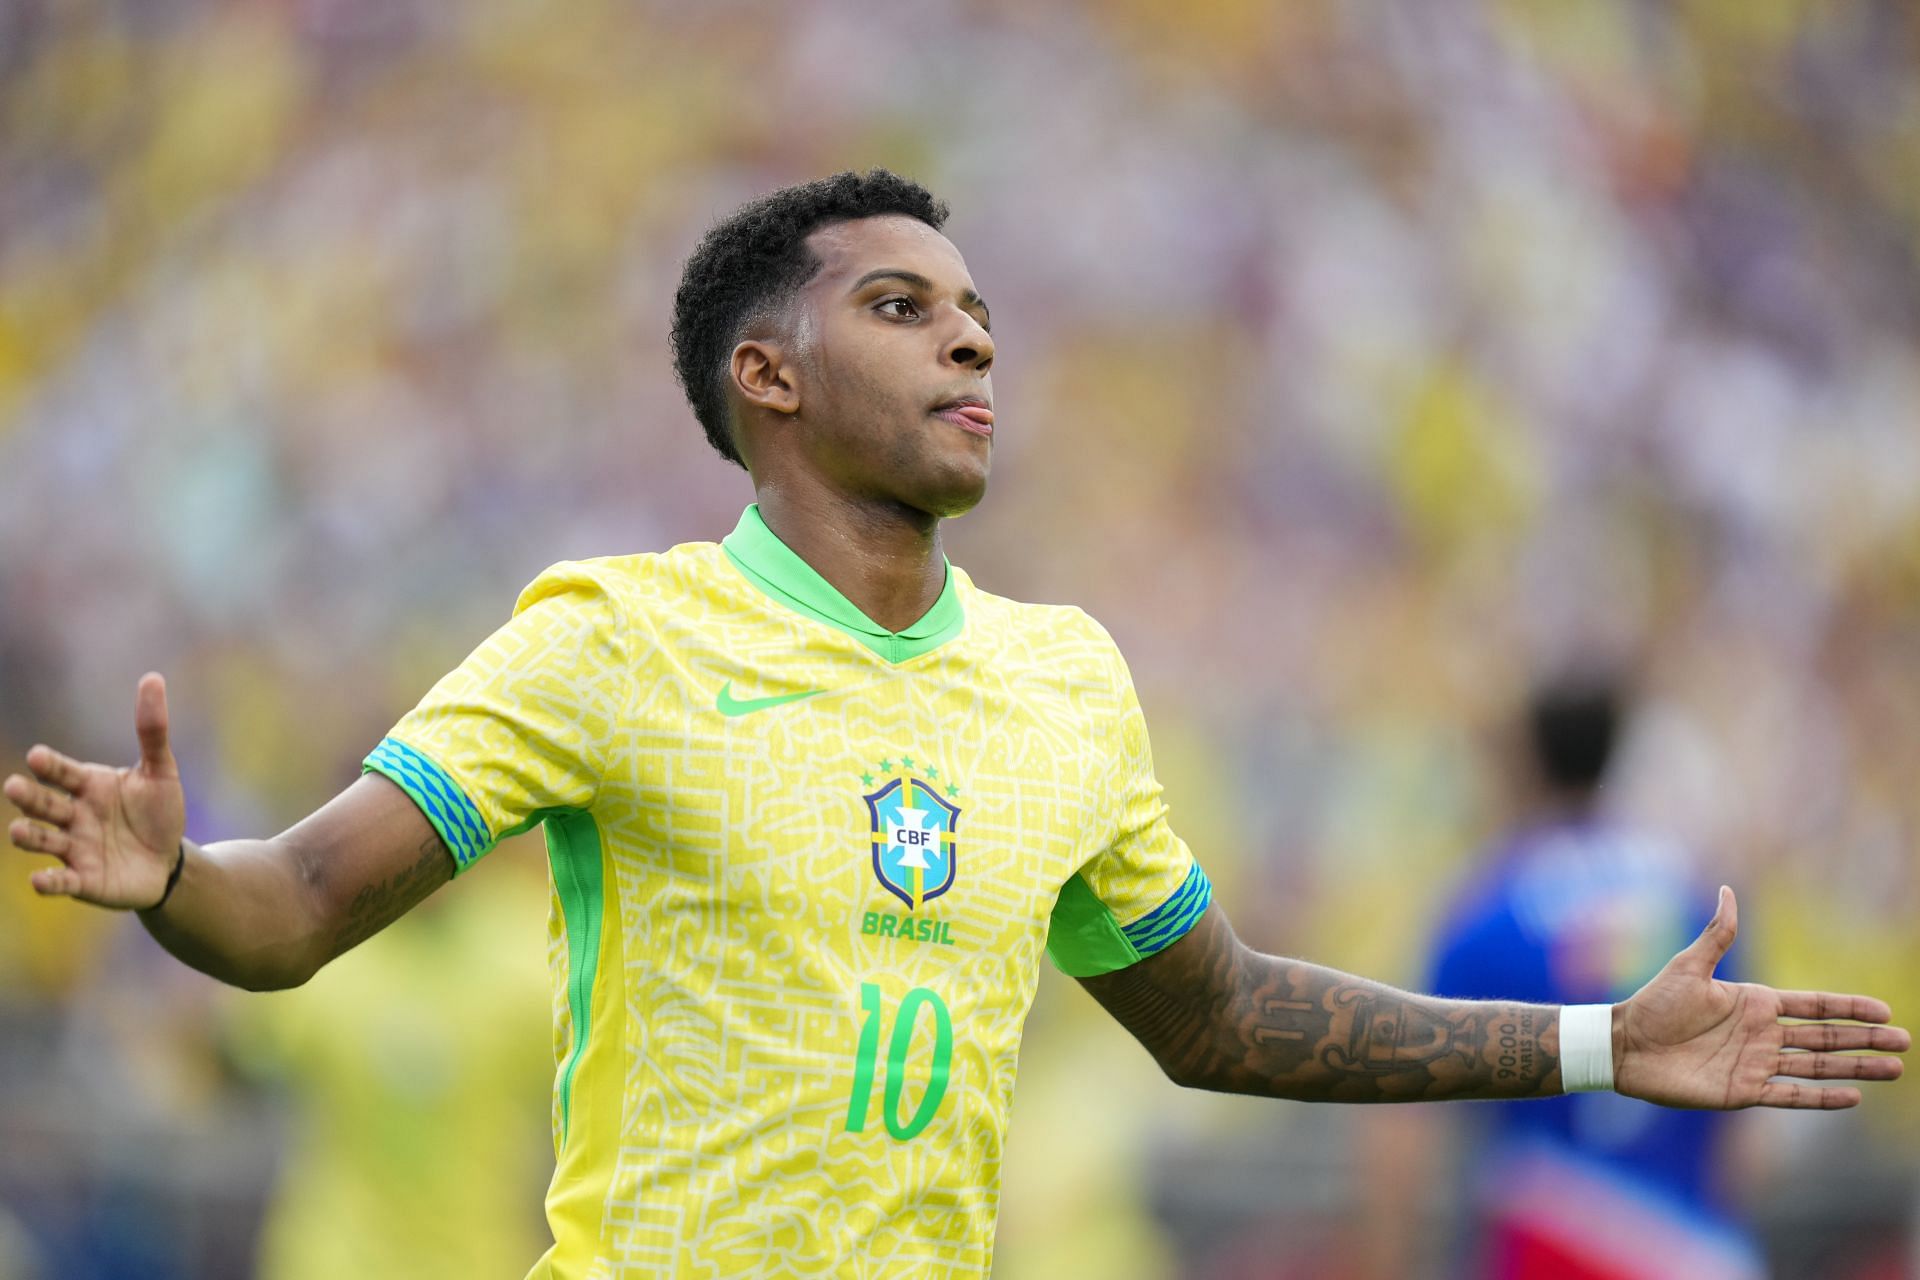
845 982 953 1140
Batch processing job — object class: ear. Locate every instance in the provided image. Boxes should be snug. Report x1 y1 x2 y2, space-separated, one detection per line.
731 339 801 416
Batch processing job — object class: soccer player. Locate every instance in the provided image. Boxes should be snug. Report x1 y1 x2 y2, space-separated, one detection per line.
4 171 1907 1279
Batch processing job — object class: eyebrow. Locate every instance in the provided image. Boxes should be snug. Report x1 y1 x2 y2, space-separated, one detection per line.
849 268 991 327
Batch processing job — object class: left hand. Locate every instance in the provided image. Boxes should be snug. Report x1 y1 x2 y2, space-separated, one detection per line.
1614 886 1908 1109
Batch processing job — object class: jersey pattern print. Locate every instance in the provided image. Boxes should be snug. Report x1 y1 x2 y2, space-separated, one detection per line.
364 506 1211 1279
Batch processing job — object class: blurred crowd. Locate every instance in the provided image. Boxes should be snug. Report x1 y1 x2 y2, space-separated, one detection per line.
2 1 1917 1276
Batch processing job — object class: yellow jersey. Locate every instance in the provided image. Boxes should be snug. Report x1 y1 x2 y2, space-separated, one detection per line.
364 505 1210 1278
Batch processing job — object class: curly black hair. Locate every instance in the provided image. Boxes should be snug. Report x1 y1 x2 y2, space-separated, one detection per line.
1528 674 1623 794
670 169 950 468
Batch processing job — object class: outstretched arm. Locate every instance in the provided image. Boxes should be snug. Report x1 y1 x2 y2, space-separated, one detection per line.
1078 890 1907 1109
5 673 451 991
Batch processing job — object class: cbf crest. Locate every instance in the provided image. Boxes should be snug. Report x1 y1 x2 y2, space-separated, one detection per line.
862 756 961 910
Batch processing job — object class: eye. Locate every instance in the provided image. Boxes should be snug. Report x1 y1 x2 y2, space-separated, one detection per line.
877 296 920 320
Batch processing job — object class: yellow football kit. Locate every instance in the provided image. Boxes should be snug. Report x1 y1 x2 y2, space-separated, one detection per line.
364 505 1211 1279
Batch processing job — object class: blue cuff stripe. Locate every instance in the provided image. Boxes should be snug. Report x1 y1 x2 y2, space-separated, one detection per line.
364 737 492 870
1120 863 1213 957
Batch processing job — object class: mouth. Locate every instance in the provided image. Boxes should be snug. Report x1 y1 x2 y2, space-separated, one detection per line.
932 396 994 438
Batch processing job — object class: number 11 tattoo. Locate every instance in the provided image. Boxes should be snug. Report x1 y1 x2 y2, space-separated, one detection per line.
1233 965 1554 1100
1082 911 1560 1103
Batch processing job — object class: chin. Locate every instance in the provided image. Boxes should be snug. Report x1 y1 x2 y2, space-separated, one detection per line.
928 490 987 520
918 460 991 519
880 429 990 518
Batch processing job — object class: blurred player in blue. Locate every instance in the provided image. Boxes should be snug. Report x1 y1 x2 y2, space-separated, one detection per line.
1424 672 1763 1280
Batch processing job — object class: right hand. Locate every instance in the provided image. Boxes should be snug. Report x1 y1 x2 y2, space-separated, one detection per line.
5 673 188 911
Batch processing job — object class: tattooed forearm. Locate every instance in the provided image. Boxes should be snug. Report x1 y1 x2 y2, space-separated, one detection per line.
1490 1010 1545 1087
328 832 453 958
1080 905 1563 1102
135 776 458 991
1230 969 1554 1100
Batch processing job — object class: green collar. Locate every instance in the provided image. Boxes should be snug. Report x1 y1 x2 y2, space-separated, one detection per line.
721 504 965 664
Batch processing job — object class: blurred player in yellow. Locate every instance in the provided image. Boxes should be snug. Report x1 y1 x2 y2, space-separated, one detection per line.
232 844 554 1280
6 171 1908 1279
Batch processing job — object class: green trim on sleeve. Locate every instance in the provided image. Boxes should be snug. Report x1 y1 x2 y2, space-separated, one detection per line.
542 808 605 1150
363 737 493 872
721 504 965 664
1046 864 1214 977
1044 874 1145 978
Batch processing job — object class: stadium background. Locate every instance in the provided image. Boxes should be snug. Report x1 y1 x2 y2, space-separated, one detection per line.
2 1 1917 1276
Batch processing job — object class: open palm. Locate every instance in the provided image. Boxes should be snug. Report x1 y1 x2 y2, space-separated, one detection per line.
1616 887 1908 1109
4 673 186 910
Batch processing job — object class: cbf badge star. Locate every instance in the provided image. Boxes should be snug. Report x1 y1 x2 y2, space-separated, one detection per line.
862 759 960 910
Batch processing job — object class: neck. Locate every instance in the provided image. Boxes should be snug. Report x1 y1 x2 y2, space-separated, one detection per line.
752 482 947 633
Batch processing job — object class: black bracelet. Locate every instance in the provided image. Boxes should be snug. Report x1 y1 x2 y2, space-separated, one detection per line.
146 841 186 913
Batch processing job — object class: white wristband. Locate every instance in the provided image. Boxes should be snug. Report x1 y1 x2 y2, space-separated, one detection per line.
1559 1004 1616 1093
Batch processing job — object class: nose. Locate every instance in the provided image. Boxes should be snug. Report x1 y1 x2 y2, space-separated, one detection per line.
944 313 994 373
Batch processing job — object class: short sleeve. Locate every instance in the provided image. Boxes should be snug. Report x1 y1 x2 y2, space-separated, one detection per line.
364 562 630 873
1046 639 1211 978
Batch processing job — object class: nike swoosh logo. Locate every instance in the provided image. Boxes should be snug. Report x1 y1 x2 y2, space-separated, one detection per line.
715 681 828 718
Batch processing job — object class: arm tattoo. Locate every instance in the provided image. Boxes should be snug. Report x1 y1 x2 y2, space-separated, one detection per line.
1079 905 1560 1102
328 833 453 958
